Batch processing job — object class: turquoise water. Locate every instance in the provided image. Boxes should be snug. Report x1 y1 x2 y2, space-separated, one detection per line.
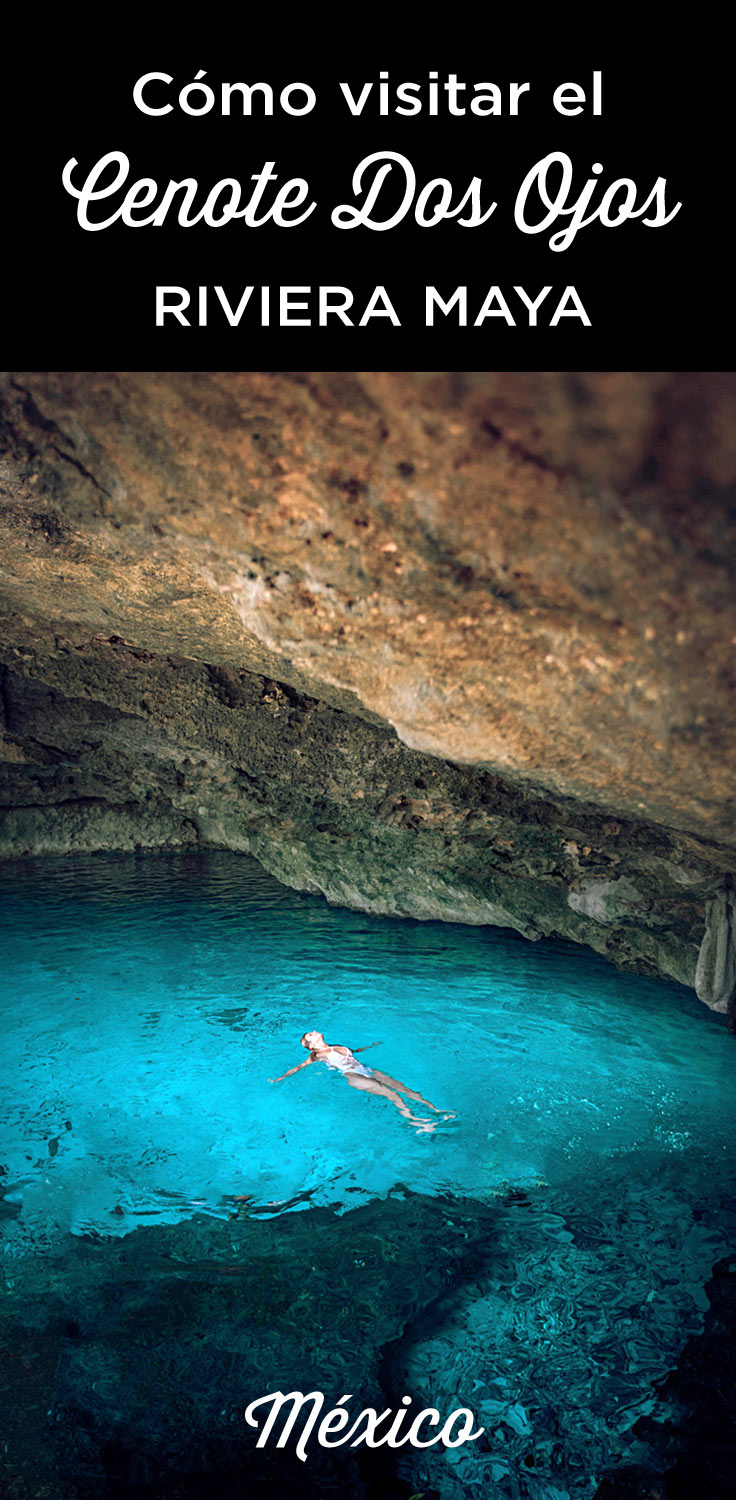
1 851 735 1496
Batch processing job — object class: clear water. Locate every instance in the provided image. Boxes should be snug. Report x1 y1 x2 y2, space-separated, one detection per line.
1 851 735 1496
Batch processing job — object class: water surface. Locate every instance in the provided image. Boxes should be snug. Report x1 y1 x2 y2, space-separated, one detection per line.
1 852 734 1496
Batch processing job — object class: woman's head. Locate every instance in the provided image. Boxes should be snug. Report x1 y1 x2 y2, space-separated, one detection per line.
301 1030 324 1050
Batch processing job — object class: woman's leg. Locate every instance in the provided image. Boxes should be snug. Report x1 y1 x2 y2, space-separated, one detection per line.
369 1068 454 1117
345 1073 436 1128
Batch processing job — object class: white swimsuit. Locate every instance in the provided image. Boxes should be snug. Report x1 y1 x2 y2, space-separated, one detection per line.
321 1047 374 1078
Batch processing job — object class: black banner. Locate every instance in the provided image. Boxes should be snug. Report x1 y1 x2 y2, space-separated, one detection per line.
4 30 729 368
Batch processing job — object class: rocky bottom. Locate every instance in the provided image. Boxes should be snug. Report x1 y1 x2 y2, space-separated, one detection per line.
1 1194 735 1500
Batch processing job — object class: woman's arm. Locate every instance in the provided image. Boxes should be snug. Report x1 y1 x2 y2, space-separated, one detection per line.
353 1043 380 1054
269 1058 314 1083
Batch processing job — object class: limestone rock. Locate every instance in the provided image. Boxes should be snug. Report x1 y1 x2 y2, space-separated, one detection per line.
695 886 736 1017
1 371 734 1005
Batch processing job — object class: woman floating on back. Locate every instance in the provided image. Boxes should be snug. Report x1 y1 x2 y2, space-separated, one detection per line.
270 1030 455 1133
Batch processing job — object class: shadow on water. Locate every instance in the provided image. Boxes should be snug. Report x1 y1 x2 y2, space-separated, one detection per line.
1 851 735 1498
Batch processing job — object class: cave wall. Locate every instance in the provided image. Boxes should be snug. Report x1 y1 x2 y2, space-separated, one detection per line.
1 371 735 1015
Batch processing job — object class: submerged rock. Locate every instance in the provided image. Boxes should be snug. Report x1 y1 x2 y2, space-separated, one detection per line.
0 1191 494 1498
4 1188 736 1498
594 1253 736 1500
0 371 734 1007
